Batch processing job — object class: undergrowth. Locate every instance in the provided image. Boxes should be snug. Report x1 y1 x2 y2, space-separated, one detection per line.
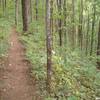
20 20 100 100
0 18 12 58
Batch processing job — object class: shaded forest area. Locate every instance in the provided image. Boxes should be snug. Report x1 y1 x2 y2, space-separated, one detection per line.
0 0 100 100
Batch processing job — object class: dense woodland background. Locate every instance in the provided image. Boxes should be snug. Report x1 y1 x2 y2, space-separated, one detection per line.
0 0 100 100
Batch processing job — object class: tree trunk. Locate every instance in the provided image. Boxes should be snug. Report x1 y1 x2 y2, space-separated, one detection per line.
90 3 96 55
63 0 67 45
21 0 30 32
50 0 53 48
97 21 100 69
35 0 38 20
72 0 75 49
86 11 90 55
57 0 62 46
15 0 19 26
46 0 52 93
78 0 83 50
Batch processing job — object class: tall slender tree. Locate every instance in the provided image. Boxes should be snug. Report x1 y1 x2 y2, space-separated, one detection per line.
63 0 67 45
90 2 96 55
30 0 32 22
46 0 52 93
21 0 30 32
50 0 53 48
97 21 100 69
57 0 62 46
15 0 19 26
86 10 90 55
35 0 38 20
78 0 83 50
72 0 75 48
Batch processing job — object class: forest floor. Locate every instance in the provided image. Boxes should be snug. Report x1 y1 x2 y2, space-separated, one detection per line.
0 27 41 100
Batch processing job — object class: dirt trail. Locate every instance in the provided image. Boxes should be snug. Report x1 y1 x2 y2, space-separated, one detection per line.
0 28 40 100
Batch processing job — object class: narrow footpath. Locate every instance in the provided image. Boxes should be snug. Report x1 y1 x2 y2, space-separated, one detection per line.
0 27 40 100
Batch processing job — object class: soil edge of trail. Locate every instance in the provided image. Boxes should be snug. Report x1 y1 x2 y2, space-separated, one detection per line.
0 27 41 100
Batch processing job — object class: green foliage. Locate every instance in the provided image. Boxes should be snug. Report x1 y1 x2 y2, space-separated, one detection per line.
21 21 100 100
51 50 98 100
21 19 46 82
18 0 100 99
68 96 78 100
0 18 12 57
0 0 100 99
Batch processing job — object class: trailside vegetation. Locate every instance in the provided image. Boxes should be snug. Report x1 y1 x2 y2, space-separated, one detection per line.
0 0 100 99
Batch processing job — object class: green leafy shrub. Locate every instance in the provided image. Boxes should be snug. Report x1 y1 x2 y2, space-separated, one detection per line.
20 19 100 100
51 50 98 100
0 18 12 57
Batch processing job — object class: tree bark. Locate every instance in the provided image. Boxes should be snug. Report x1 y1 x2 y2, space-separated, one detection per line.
72 0 75 49
35 0 38 20
50 0 53 48
15 0 19 26
21 0 30 32
46 0 52 93
86 11 90 55
63 0 67 45
90 2 96 55
97 21 100 69
57 0 62 46
78 0 83 50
